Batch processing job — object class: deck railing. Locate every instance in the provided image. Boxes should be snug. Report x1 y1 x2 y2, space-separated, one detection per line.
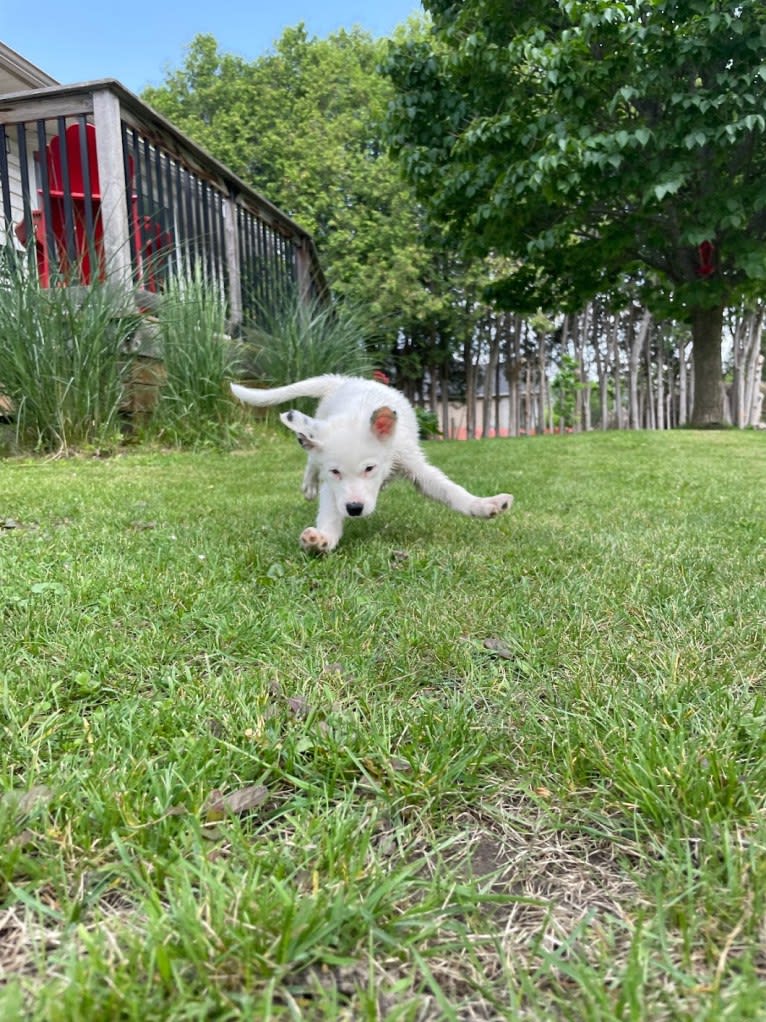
0 79 327 329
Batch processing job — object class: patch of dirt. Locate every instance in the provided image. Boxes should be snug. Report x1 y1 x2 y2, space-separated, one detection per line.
289 794 648 1019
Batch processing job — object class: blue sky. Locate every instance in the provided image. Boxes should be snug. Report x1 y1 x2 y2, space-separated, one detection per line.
3 0 423 94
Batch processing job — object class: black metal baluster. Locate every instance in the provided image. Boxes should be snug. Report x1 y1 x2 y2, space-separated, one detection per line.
55 117 77 275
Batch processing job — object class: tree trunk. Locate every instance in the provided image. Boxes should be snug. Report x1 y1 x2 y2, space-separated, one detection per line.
656 336 665 430
463 336 476 439
609 317 622 429
748 353 764 426
570 312 586 432
629 309 651 430
591 304 608 429
745 309 764 426
731 313 747 428
537 329 547 435
483 318 501 437
440 361 450 439
733 305 764 428
503 314 522 437
678 339 689 427
690 305 725 426
645 321 656 430
524 361 533 435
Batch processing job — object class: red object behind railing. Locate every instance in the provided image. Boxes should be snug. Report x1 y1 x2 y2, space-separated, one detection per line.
15 122 171 290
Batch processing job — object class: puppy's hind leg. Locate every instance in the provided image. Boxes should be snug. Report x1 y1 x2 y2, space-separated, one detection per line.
302 460 319 500
400 452 513 518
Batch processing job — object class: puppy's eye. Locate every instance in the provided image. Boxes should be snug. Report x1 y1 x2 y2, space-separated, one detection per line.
363 465 376 475
330 468 342 479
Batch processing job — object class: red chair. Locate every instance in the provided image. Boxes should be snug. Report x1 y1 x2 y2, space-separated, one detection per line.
15 123 170 291
14 124 105 285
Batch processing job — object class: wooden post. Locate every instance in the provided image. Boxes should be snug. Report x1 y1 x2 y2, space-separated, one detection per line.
91 88 132 289
295 238 313 305
223 192 242 333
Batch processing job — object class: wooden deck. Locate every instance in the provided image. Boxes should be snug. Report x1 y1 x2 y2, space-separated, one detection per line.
0 79 327 330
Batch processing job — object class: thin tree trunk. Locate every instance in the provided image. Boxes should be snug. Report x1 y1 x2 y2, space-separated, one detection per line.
745 308 765 426
537 328 547 435
682 339 694 427
733 305 764 427
440 361 450 439
645 319 656 429
524 361 533 435
656 335 665 430
570 311 586 432
463 336 476 439
690 305 725 426
591 304 608 429
748 353 764 426
483 318 501 438
732 313 748 428
584 311 593 431
503 314 522 437
629 309 651 430
609 314 623 429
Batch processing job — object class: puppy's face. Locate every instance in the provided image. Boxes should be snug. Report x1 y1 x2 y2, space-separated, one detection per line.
281 406 397 519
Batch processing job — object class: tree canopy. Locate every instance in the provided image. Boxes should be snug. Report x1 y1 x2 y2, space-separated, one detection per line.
384 0 766 424
143 25 512 395
144 28 448 341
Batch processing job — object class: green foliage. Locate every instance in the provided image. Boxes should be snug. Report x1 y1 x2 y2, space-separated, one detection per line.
0 253 138 453
385 0 766 315
551 353 580 429
415 405 442 439
142 25 489 385
144 30 420 322
148 265 244 445
384 0 766 422
241 294 376 395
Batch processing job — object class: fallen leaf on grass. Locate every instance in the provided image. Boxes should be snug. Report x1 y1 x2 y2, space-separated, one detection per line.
286 695 310 717
203 784 268 822
322 662 356 687
482 637 514 660
8 828 37 850
2 785 54 815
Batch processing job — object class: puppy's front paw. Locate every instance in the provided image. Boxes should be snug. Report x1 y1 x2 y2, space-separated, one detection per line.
471 493 514 518
300 527 335 553
302 480 318 500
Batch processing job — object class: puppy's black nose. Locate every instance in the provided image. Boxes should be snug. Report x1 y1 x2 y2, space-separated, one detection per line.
346 502 364 517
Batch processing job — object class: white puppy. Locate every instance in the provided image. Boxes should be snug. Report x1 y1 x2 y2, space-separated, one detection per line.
231 374 513 552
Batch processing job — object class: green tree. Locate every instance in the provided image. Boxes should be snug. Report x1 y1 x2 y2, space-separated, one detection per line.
143 26 458 354
384 0 766 425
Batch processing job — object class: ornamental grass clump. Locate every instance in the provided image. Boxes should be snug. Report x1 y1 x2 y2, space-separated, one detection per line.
150 264 244 445
0 252 137 453
243 292 376 398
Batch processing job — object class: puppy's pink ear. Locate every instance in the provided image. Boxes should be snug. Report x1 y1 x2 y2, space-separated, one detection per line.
370 405 397 440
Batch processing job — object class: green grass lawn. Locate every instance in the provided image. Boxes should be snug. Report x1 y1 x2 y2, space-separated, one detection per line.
0 429 764 1020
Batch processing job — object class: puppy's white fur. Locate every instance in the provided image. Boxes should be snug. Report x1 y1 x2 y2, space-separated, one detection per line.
231 374 513 552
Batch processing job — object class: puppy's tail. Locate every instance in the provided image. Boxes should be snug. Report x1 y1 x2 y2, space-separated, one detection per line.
230 375 345 408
